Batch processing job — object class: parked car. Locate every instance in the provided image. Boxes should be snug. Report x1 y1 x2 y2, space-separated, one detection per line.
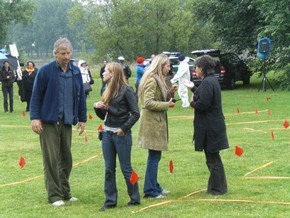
191 49 252 89
143 58 151 66
162 51 195 74
162 51 181 58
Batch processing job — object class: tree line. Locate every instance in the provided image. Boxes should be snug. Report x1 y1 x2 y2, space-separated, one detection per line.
1 0 289 88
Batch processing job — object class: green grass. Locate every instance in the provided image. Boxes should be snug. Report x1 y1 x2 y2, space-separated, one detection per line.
0 73 289 218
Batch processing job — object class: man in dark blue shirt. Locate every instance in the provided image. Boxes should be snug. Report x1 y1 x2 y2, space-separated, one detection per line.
30 37 87 206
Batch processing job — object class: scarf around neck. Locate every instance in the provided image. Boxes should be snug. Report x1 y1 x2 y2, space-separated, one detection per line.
26 68 34 73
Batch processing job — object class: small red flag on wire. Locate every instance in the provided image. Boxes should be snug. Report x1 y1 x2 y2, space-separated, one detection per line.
235 146 244 157
266 97 271 101
22 111 26 117
283 120 289 129
130 170 139 185
268 109 271 116
169 160 174 173
98 124 104 131
89 114 93 120
19 156 26 168
271 131 275 140
255 109 259 114
84 135 88 143
237 108 240 114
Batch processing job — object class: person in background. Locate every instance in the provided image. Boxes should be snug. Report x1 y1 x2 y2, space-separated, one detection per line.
145 54 156 70
0 60 15 113
170 54 190 108
22 61 37 111
94 62 140 211
137 54 177 199
78 60 94 97
30 37 87 206
16 63 24 100
184 54 228 196
118 56 132 83
100 60 108 96
150 54 156 62
135 56 145 94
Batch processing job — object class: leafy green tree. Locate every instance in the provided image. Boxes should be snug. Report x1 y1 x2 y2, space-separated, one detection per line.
8 0 79 57
0 0 34 47
193 0 290 89
193 0 262 52
253 0 290 89
68 0 212 61
33 0 77 56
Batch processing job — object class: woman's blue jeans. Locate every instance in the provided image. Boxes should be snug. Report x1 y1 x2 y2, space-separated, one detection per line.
143 149 163 197
101 131 140 206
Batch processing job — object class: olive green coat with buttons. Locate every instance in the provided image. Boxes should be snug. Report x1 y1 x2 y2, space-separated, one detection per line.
137 76 171 151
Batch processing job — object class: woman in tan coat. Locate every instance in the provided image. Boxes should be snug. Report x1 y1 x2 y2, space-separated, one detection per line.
137 54 177 199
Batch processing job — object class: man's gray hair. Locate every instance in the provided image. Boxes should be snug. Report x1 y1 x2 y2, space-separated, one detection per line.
53 37 73 56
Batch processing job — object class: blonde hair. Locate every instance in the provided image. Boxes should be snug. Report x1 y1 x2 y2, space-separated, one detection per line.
102 62 128 104
138 53 169 99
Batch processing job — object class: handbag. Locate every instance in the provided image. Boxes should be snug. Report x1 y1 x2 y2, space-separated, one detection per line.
83 83 92 92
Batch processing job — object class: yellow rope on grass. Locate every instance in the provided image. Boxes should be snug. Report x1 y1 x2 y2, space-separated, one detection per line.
0 153 102 188
243 161 273 177
131 188 206 214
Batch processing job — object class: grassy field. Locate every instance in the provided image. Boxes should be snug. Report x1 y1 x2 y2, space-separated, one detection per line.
0 73 289 218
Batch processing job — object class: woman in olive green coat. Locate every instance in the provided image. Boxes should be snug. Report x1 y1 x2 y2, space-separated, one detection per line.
137 54 177 198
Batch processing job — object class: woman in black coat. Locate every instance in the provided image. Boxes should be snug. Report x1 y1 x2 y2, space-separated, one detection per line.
185 55 228 195
22 61 37 111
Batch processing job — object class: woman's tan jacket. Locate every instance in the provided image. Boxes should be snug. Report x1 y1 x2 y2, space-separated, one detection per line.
137 75 171 151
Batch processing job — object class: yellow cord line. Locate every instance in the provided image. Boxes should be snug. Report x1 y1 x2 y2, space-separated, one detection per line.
0 153 102 188
132 190 290 214
132 188 205 214
185 198 290 205
243 161 273 177
245 176 290 180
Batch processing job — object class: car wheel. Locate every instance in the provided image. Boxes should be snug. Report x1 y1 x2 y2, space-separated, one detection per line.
227 77 236 90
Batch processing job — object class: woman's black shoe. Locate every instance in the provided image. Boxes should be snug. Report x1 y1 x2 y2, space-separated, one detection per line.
99 205 116 212
127 202 140 207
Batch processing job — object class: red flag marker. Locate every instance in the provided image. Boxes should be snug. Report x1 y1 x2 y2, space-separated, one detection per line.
22 111 26 117
237 108 240 114
266 97 271 101
268 109 271 116
98 124 104 131
84 135 88 143
255 109 259 114
169 160 174 173
271 131 275 140
89 114 93 120
283 120 289 129
130 170 139 185
19 156 26 168
235 146 244 157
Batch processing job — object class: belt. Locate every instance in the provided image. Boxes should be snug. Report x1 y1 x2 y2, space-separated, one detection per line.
103 125 120 132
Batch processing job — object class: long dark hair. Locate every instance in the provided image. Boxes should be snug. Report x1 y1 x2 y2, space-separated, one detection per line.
2 60 9 70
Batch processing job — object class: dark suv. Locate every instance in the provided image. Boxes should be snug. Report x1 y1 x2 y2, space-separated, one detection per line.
191 49 252 89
